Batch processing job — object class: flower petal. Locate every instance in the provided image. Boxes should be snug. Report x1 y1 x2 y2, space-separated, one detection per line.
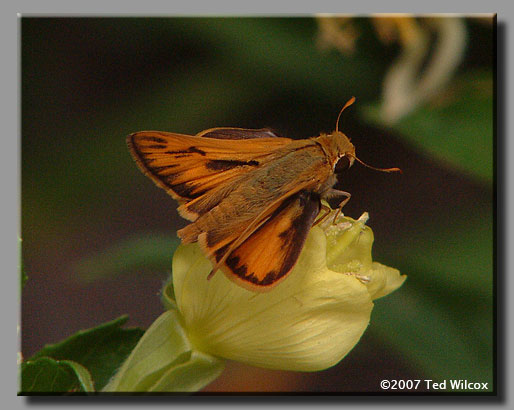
172 226 374 371
369 262 407 300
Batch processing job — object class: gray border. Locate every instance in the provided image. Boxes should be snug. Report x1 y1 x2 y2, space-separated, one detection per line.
6 1 510 409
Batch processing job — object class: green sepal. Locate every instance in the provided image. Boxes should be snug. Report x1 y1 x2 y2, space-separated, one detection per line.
103 310 224 392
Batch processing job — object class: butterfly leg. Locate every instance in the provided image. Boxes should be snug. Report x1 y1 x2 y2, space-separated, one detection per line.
313 203 331 226
327 189 351 224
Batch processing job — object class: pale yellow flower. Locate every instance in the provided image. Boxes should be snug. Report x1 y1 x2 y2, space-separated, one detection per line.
170 212 405 372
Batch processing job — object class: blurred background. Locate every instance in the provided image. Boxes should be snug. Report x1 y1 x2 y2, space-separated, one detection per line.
21 16 494 392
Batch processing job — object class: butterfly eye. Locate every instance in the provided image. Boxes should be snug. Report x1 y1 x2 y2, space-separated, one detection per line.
335 156 351 174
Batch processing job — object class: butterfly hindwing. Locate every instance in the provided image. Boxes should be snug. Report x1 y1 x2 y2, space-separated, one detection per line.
214 191 321 291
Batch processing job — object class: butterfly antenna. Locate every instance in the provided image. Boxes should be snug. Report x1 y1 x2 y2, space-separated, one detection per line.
335 96 356 133
351 155 402 173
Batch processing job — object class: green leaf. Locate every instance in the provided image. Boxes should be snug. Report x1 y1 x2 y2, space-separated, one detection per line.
363 70 493 183
29 316 144 391
74 234 179 282
20 357 94 393
104 310 224 392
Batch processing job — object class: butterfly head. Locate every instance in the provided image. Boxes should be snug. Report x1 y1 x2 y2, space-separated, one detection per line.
327 97 401 176
330 130 356 175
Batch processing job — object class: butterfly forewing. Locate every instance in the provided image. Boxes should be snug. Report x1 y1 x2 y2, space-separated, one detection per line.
127 130 293 219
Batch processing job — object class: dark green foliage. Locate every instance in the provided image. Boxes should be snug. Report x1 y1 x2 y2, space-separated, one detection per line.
24 317 144 392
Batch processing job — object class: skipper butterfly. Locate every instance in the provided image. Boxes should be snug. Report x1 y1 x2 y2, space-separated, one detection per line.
128 98 400 291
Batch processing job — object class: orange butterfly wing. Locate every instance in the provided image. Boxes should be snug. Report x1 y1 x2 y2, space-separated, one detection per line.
211 191 321 291
127 129 293 221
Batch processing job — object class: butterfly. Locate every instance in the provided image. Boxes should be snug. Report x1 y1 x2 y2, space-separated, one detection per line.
127 97 400 291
